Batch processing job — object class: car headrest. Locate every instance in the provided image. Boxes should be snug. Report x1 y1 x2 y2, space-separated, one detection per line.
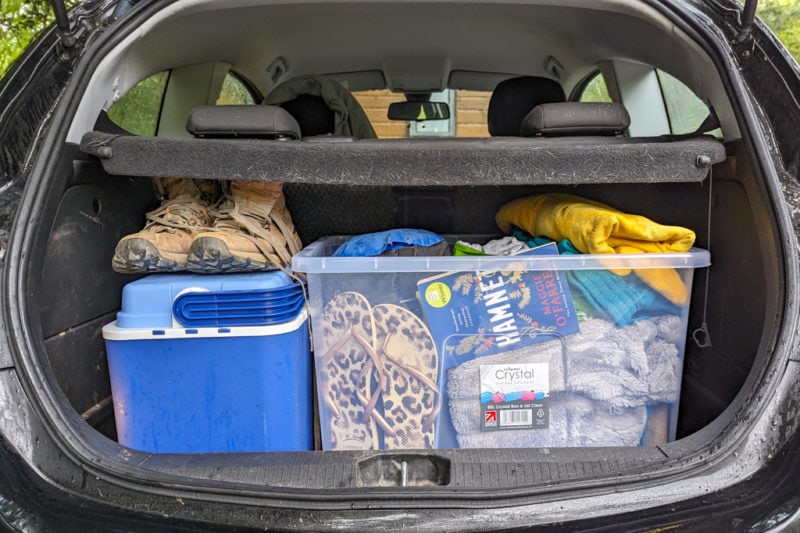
520 102 630 137
278 94 336 137
487 76 566 136
186 105 301 139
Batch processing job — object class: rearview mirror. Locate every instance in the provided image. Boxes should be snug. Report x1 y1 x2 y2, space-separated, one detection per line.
388 101 450 121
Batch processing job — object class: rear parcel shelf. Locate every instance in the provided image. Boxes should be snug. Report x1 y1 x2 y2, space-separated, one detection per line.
79 131 726 186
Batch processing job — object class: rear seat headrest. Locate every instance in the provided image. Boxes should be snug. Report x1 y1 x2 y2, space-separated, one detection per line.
186 105 301 139
487 76 566 136
521 102 631 137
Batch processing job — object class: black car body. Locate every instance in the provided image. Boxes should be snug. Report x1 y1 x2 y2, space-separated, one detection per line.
2 0 800 530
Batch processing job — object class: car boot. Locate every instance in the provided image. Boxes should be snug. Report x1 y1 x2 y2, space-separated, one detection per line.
186 181 302 273
112 178 218 273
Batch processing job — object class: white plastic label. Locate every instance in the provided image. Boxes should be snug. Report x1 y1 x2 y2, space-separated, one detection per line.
479 363 549 431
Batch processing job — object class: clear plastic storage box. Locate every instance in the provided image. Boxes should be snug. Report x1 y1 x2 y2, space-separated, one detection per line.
292 236 710 451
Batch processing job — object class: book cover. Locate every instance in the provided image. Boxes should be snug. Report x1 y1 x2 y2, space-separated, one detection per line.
417 242 579 369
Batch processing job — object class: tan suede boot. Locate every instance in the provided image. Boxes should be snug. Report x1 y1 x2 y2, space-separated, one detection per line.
187 181 302 273
112 178 218 273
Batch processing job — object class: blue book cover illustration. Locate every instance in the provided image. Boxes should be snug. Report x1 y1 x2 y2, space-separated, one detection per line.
417 242 580 370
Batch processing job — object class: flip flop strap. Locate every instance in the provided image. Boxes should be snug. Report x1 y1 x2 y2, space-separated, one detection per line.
379 333 442 433
355 359 396 437
320 324 393 434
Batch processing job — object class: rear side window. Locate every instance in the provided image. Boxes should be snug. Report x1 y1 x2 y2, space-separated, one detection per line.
657 70 716 135
107 70 256 135
578 73 612 103
576 68 717 136
216 74 256 105
106 72 168 136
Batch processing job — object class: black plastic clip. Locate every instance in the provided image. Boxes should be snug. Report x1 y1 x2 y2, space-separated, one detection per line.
692 322 712 348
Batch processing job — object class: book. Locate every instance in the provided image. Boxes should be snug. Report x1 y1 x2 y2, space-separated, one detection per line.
417 242 580 369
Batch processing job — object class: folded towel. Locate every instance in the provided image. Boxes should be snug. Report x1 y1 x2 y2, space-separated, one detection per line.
450 392 648 448
496 193 695 305
445 315 683 447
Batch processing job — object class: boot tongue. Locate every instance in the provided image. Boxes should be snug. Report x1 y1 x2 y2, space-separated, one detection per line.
164 177 203 199
230 181 283 203
209 195 275 229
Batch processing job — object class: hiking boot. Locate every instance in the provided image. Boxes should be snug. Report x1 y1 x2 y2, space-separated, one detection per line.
187 181 302 273
112 178 218 273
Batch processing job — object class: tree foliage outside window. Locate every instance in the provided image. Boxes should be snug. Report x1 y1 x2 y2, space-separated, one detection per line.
579 74 611 103
216 75 256 106
1 0 78 75
758 0 800 62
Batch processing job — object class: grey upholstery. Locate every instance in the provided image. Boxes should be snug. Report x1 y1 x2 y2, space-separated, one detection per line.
186 105 301 139
82 131 726 186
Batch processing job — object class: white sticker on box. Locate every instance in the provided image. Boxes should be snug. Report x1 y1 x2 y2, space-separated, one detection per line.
480 363 549 431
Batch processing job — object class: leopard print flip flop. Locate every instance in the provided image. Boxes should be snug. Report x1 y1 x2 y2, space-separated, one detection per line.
319 291 385 450
371 304 440 449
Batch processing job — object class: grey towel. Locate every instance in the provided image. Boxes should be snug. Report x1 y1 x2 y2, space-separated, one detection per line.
446 315 683 447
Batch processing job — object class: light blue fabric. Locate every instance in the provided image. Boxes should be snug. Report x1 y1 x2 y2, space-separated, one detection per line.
333 229 445 257
512 229 680 326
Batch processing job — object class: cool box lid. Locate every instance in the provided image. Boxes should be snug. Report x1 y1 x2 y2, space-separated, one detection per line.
116 272 305 329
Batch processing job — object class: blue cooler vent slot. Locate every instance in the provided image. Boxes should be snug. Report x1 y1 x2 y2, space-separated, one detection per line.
172 283 306 327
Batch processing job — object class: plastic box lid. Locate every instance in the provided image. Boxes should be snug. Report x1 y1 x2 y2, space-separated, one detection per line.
291 236 711 274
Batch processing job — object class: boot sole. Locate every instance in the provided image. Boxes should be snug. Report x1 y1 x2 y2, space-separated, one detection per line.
112 238 187 274
186 236 274 273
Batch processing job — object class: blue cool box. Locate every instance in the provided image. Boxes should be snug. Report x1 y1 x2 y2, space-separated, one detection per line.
102 272 312 454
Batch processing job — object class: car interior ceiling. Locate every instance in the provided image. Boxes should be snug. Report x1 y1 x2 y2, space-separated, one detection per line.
21 0 782 491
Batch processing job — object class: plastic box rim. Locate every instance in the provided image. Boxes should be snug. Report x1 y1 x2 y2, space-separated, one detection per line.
292 235 711 273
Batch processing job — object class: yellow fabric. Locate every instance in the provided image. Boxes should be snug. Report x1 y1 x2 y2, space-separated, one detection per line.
495 193 696 305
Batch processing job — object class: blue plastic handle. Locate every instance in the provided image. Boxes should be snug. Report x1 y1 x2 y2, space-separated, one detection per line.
172 283 306 327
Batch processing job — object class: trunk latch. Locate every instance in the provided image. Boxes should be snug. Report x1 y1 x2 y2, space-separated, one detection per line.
357 454 450 487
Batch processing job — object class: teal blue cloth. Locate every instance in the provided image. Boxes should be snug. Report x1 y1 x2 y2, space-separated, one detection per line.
333 229 445 257
512 229 679 326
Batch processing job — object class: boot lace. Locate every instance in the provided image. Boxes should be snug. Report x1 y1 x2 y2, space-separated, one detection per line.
206 191 302 267
144 197 212 234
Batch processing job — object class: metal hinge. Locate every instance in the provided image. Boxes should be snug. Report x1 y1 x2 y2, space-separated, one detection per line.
48 0 135 62
734 0 759 45
48 0 78 49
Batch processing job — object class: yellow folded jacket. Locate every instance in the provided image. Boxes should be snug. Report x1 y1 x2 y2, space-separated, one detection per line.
495 193 696 305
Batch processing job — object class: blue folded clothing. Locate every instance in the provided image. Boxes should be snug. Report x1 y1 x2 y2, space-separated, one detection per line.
512 229 680 326
333 228 446 257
